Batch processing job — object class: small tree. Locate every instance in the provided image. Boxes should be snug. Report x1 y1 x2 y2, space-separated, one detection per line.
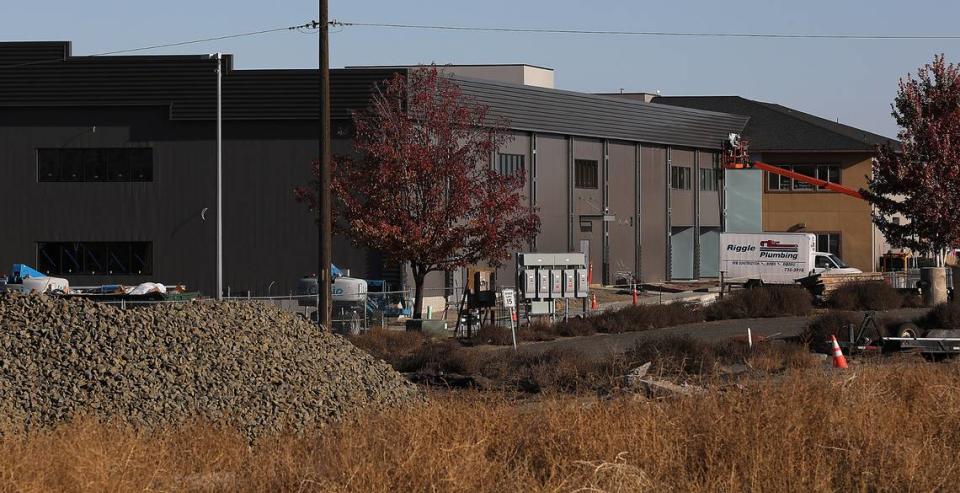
297 67 540 318
864 54 960 266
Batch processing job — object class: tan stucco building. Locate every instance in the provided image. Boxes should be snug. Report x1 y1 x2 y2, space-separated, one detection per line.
653 96 898 272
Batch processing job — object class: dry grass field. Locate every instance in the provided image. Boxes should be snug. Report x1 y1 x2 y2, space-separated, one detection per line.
2 359 959 492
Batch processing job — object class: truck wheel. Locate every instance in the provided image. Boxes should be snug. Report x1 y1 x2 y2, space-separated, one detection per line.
897 323 921 339
745 279 764 289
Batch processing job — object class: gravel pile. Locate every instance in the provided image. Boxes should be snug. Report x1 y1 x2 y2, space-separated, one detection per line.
0 293 422 437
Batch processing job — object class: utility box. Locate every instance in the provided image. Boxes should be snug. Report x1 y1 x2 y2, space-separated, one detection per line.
521 269 537 299
576 269 589 298
550 269 563 298
563 269 577 298
516 252 590 302
537 269 550 299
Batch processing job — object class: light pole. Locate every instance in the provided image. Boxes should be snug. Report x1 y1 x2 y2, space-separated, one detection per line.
318 1 332 328
214 53 223 300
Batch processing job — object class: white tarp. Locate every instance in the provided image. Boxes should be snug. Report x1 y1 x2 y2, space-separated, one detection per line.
127 282 167 296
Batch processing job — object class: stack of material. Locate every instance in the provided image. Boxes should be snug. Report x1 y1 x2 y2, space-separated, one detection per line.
0 293 423 438
798 272 885 296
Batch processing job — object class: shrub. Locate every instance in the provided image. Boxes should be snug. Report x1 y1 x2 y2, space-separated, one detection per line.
517 322 559 342
705 286 812 321
479 348 624 394
347 328 427 366
916 302 960 332
396 340 478 374
801 311 861 351
827 281 903 311
469 325 515 346
556 303 703 336
626 336 726 377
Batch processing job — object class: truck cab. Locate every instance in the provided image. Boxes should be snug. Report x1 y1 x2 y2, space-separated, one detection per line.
813 252 862 276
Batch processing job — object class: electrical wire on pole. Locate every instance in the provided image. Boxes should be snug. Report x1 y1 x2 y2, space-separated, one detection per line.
318 1 333 329
332 21 960 41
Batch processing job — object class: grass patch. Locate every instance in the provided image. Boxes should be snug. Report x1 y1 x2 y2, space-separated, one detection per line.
916 302 960 332
346 328 427 364
705 285 813 320
802 311 862 350
4 362 959 491
827 281 904 311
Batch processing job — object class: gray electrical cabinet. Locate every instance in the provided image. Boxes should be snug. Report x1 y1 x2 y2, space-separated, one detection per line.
563 269 577 298
537 269 550 299
576 269 589 298
521 270 537 299
550 269 563 298
516 252 590 302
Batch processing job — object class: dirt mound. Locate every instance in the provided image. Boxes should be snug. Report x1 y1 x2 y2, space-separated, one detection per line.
0 293 422 437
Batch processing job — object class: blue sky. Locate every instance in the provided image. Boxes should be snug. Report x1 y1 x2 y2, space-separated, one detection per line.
4 0 959 137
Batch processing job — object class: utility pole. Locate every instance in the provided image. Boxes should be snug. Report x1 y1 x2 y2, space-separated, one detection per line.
318 1 332 328
215 52 223 301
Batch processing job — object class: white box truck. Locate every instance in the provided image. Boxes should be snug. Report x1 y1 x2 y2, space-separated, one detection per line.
720 233 861 286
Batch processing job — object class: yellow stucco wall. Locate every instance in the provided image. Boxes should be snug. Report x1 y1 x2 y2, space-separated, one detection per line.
761 152 875 272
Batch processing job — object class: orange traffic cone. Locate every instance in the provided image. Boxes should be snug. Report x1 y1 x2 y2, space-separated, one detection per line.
590 293 598 311
632 285 639 306
588 262 594 285
830 335 848 369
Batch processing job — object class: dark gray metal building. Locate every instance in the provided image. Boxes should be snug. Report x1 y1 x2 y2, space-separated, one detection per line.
0 42 747 296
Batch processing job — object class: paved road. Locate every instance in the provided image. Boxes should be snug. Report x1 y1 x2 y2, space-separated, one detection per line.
498 308 929 359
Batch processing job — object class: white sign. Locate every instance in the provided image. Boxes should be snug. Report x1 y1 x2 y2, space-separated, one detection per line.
501 288 516 308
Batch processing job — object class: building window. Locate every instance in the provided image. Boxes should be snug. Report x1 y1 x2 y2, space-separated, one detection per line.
37 148 153 182
579 219 593 233
671 166 692 190
497 153 525 176
37 242 153 275
814 233 841 257
816 165 841 190
766 164 840 192
575 159 598 189
699 168 719 191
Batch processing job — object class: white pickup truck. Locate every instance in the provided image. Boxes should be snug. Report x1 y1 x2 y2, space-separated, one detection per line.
720 233 862 286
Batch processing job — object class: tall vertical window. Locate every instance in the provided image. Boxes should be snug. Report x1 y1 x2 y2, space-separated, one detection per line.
671 166 692 190
497 153 525 175
575 159 598 189
699 168 719 191
815 233 841 256
36 242 153 275
37 148 153 182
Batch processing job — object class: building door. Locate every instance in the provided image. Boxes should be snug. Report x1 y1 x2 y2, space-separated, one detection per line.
671 227 695 280
699 227 720 278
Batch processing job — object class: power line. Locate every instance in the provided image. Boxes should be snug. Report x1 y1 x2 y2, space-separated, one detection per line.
0 21 321 70
334 20 960 41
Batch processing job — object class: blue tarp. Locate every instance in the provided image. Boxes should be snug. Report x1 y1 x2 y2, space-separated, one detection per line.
331 264 344 279
11 264 45 280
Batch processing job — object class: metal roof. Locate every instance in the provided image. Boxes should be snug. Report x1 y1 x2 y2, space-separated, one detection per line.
0 42 747 148
653 95 897 152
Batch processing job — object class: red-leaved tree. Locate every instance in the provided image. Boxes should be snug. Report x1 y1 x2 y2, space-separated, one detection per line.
297 67 540 318
864 54 960 266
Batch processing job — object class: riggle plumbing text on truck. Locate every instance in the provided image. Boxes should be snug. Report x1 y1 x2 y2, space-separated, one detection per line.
721 233 861 285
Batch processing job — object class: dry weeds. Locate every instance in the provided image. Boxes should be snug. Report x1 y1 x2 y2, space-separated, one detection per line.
2 361 959 491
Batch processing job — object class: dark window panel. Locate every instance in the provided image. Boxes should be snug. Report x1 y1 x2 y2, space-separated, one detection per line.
37 149 60 181
34 242 153 275
61 243 82 274
83 243 107 274
575 159 598 189
60 149 84 182
37 148 153 183
36 243 59 274
131 149 153 181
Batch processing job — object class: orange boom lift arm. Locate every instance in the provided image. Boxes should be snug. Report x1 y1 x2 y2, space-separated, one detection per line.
721 134 864 200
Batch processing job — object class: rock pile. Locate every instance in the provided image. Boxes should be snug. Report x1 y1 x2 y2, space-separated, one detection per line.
0 293 422 437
